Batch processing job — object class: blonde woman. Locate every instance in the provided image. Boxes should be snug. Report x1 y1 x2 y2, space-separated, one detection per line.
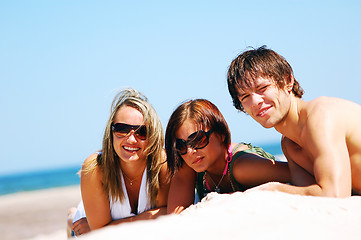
71 88 170 236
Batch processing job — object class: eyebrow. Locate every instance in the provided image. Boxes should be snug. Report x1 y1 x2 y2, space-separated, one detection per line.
236 87 250 96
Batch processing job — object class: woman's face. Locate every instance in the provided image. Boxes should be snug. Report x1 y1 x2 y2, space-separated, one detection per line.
112 106 148 166
175 119 225 173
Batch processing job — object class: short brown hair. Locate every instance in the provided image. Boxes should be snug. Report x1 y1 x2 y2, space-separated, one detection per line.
227 46 304 112
165 99 231 177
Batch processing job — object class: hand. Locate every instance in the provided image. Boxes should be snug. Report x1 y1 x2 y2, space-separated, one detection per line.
72 217 91 236
173 206 185 214
245 182 281 193
137 207 168 220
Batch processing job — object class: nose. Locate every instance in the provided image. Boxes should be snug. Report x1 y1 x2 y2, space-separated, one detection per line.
186 146 197 155
126 130 138 143
251 92 263 103
249 93 263 108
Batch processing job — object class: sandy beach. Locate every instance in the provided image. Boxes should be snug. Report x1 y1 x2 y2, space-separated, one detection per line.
2 185 361 240
0 185 81 240
80 191 361 240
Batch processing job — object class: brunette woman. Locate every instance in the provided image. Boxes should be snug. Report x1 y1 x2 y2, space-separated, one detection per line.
165 99 290 214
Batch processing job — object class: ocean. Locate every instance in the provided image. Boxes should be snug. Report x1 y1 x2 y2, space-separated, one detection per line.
0 142 282 196
0 166 81 196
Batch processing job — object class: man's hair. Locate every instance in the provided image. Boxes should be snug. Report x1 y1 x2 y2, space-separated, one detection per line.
227 46 304 112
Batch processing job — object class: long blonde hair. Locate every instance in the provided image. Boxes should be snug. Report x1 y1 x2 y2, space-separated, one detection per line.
83 88 164 207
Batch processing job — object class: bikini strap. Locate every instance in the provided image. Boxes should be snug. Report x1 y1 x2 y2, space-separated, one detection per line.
232 142 247 155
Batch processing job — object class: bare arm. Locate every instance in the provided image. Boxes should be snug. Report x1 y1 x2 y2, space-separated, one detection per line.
232 149 290 188
80 154 112 230
107 207 168 225
251 107 352 197
305 115 351 197
167 163 196 214
155 153 171 208
74 153 171 235
281 136 316 187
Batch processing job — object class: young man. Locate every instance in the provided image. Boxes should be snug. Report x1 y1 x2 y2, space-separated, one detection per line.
227 46 361 197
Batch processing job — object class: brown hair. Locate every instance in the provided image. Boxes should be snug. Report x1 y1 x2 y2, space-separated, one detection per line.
227 46 304 112
165 99 231 177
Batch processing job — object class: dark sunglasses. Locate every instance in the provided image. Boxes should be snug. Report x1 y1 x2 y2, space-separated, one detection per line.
175 129 214 155
111 123 147 140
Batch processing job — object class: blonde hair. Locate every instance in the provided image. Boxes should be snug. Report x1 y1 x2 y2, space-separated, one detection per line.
83 88 164 207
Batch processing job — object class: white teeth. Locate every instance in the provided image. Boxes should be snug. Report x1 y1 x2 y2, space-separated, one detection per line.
258 108 268 116
123 146 140 151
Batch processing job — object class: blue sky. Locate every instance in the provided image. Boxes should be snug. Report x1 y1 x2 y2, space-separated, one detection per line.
1 0 360 175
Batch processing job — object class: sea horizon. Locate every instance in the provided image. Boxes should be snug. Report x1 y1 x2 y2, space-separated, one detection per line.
0 141 283 196
0 165 81 196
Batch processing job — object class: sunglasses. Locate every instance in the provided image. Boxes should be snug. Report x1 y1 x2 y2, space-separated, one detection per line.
175 129 214 155
111 123 147 140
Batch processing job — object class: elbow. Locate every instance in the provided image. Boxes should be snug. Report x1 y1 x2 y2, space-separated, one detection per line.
319 184 351 198
323 192 350 198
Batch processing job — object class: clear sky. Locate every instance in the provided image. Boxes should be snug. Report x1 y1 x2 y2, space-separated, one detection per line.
1 0 360 175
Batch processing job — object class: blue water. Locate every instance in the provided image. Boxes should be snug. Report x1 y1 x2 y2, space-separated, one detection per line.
0 165 81 196
0 142 282 196
257 141 283 157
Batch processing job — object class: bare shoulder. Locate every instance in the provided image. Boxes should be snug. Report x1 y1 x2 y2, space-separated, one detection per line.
157 150 171 184
83 153 99 165
300 97 361 154
81 153 102 181
307 97 361 115
159 159 169 181
305 97 361 128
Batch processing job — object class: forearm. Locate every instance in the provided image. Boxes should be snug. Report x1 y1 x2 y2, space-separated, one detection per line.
268 182 322 196
252 182 349 197
107 207 167 226
167 165 196 214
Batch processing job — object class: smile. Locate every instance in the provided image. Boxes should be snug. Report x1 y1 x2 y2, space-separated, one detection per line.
257 106 271 117
123 146 140 152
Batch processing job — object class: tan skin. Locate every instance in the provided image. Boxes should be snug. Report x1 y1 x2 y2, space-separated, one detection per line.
167 119 290 214
72 106 170 236
238 77 361 197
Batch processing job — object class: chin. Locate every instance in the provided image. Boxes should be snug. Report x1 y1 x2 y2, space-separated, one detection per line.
259 117 280 129
190 165 207 173
261 123 275 129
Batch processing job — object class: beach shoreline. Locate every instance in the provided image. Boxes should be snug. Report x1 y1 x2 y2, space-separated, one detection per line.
0 185 81 240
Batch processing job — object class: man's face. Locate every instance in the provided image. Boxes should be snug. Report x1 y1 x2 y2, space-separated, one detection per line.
237 77 292 128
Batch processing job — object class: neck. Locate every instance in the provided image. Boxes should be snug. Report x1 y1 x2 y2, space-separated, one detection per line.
120 159 147 179
206 146 229 176
275 97 304 143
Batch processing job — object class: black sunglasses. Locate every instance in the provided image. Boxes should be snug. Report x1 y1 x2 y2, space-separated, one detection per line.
175 129 214 155
111 123 147 140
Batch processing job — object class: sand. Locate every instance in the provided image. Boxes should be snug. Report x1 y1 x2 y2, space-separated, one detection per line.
0 185 81 240
2 185 361 240
80 191 361 240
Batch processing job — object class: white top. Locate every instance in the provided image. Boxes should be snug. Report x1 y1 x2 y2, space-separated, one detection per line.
73 169 151 223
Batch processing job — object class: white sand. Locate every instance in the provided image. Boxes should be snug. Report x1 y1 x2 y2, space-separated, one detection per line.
80 191 361 240
2 185 361 240
0 185 81 240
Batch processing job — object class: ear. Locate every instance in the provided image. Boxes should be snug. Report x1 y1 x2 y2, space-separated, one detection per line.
285 74 294 92
215 132 225 143
219 133 227 146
